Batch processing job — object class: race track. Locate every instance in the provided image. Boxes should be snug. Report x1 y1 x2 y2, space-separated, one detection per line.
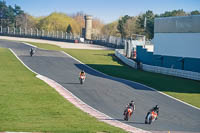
0 40 200 133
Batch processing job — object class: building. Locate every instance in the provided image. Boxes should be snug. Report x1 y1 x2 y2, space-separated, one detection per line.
137 15 200 73
84 15 92 40
154 15 200 59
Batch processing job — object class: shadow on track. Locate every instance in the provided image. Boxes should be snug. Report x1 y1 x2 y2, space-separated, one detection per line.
100 118 145 125
74 63 200 94
59 82 81 85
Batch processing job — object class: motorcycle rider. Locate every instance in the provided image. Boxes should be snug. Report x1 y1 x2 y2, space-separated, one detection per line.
123 100 135 115
145 105 159 123
30 47 34 56
79 70 86 78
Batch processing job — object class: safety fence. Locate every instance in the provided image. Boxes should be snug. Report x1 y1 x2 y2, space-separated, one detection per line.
0 26 80 43
115 49 200 81
92 35 125 48
0 26 151 49
0 26 127 48
115 49 137 69
142 64 200 81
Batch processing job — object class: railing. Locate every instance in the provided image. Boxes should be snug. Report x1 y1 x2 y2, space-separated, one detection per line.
0 26 128 48
92 35 125 48
0 26 80 42
115 49 200 81
0 26 148 49
115 49 137 69
142 64 200 81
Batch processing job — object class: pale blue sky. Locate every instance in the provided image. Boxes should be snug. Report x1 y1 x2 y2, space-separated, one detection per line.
5 0 200 23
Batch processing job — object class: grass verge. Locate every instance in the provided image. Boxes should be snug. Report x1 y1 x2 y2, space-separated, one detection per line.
25 42 200 108
0 48 126 132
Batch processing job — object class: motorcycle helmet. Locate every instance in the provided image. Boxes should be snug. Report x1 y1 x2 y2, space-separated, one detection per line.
155 105 159 108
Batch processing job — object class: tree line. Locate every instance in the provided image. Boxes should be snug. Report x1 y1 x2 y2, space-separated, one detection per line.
0 0 200 39
103 9 200 40
0 1 103 36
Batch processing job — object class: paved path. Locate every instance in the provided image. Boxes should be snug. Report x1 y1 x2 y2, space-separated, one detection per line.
0 36 113 50
0 40 200 133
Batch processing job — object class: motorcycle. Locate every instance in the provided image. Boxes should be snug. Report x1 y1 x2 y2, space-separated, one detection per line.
79 75 85 84
30 48 35 57
124 107 133 121
145 111 158 124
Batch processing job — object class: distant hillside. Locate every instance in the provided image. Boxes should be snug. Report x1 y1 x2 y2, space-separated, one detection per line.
37 12 80 34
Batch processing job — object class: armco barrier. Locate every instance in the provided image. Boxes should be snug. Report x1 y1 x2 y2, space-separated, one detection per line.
142 64 200 81
115 49 137 69
115 49 200 81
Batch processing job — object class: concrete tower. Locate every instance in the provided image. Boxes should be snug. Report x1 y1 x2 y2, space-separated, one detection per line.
84 15 92 40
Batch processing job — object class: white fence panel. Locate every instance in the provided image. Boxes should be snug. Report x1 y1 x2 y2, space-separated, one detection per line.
142 64 200 81
115 49 137 69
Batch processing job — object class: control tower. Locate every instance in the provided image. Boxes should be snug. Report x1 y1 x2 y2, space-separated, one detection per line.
84 15 92 40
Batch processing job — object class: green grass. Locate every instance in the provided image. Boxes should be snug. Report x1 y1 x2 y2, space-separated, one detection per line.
25 42 200 108
0 48 126 132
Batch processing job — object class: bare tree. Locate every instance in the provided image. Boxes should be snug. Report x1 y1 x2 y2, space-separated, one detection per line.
123 17 138 39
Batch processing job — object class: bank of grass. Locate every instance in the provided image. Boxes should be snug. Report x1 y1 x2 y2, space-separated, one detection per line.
0 48 126 132
26 42 200 108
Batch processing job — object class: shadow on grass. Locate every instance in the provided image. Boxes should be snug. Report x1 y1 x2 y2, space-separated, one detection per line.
74 63 200 94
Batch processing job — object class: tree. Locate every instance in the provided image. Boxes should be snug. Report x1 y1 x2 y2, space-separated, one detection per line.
37 12 80 34
137 10 155 39
160 9 187 17
117 15 130 38
101 21 119 37
66 24 72 34
71 11 85 35
92 17 104 38
71 11 85 29
123 17 138 38
0 1 24 27
191 10 200 15
14 4 24 16
15 13 37 29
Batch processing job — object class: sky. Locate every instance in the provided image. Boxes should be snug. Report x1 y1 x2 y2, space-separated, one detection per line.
4 0 200 24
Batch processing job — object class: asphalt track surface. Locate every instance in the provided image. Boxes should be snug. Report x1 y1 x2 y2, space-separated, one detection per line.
0 40 200 133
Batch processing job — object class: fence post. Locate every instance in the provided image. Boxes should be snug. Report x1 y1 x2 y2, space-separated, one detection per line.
30 28 32 36
61 31 63 39
42 30 44 37
56 31 59 38
19 27 21 35
36 29 38 37
52 31 54 38
13 27 15 35
25 27 27 35
7 27 9 34
66 32 68 39
47 30 49 37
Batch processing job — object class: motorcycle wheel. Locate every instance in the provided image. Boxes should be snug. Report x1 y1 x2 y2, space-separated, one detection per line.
124 112 129 121
149 116 152 124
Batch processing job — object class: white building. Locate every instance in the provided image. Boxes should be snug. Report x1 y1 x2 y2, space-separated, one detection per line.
153 15 200 59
